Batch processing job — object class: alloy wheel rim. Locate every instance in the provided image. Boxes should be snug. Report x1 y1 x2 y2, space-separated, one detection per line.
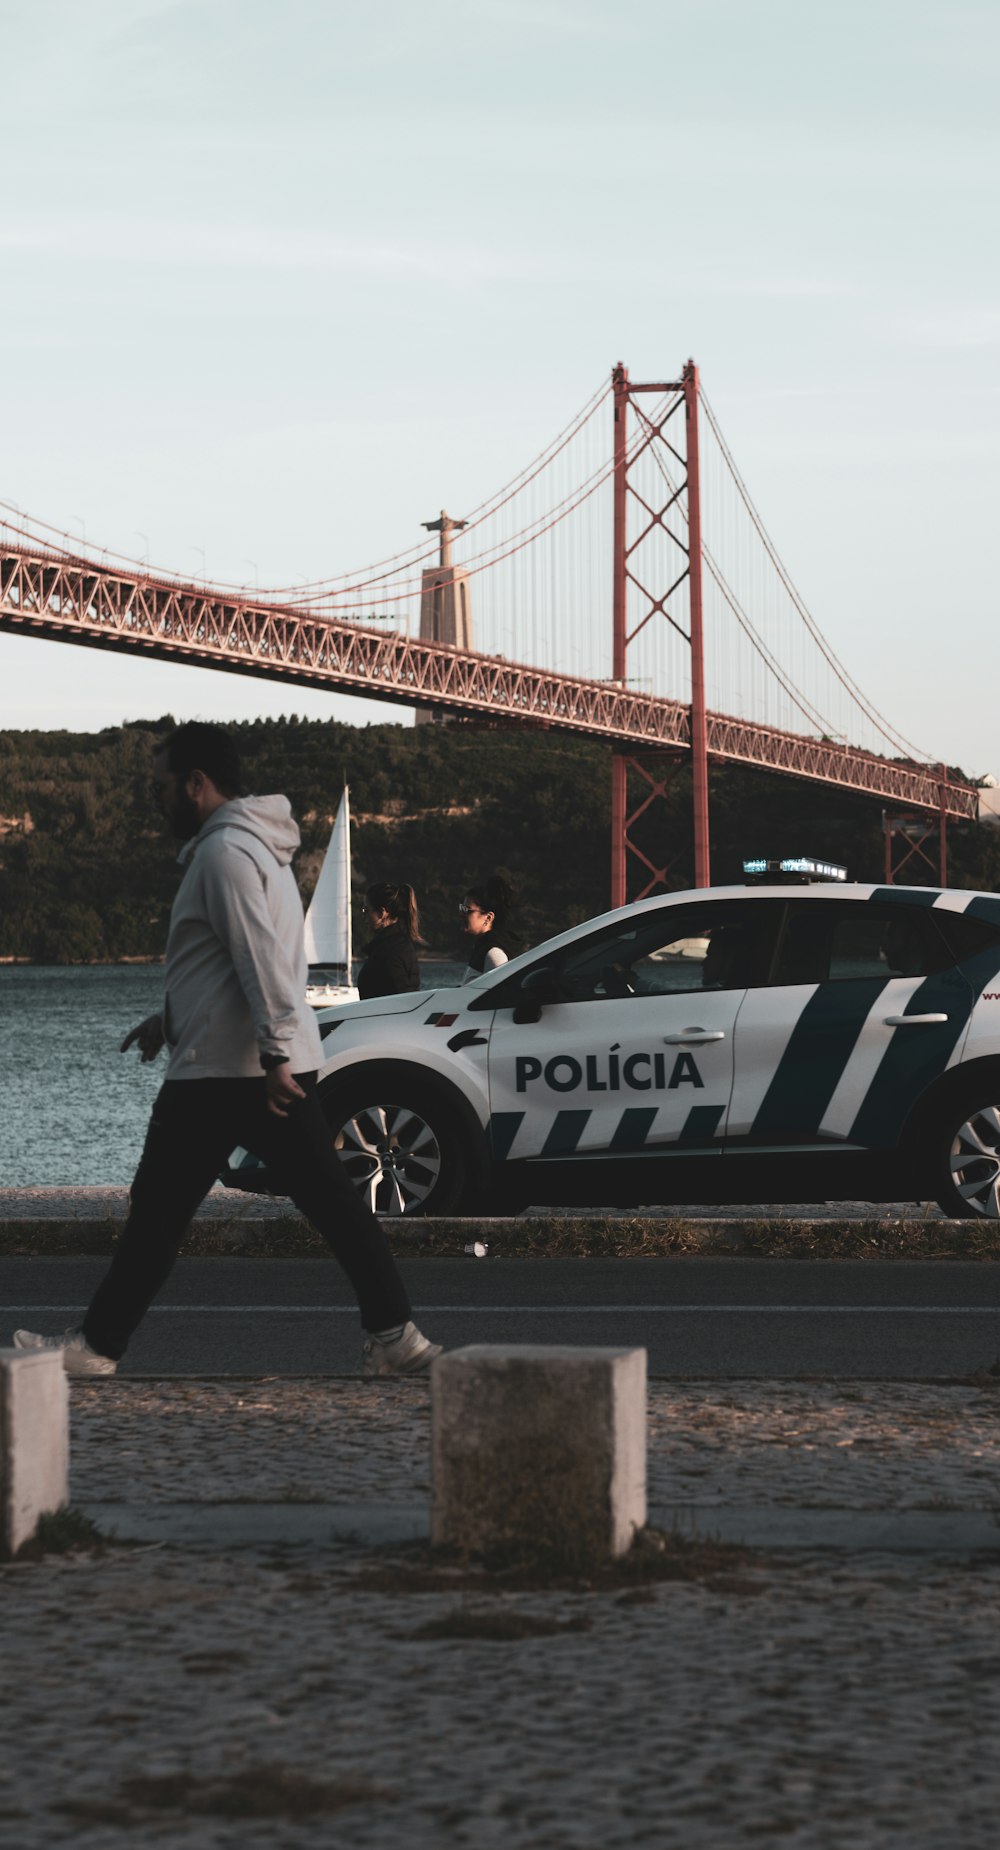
333 1102 443 1215
949 1106 1000 1218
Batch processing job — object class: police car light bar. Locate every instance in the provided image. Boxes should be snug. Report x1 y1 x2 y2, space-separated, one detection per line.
742 856 848 882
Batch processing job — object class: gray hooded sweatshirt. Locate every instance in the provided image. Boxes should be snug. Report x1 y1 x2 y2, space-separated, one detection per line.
162 796 323 1082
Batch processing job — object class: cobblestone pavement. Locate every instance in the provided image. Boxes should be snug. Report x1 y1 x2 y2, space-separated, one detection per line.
3 1378 1000 1847
63 1378 1000 1513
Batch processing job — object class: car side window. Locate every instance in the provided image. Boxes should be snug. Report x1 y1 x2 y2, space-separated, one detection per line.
554 902 779 1002
770 902 952 987
932 909 1000 965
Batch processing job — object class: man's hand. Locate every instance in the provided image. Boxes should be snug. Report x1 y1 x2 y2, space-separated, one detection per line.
120 1014 165 1063
265 1063 306 1118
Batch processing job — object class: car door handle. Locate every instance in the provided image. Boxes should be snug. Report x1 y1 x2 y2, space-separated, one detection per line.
883 1013 950 1027
663 1029 727 1043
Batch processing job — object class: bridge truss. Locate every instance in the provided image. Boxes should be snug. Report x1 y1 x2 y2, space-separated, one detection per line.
0 542 978 827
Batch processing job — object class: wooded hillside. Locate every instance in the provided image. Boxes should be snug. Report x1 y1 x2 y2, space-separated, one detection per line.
0 716 995 962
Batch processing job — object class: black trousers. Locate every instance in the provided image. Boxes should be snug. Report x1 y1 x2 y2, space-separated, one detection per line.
82 1074 411 1361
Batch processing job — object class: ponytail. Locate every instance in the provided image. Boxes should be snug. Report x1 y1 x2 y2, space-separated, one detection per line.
365 880 426 944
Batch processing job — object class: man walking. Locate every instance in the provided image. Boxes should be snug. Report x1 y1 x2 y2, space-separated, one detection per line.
14 722 440 1378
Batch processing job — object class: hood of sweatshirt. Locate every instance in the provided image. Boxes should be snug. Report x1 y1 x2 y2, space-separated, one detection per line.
178 795 302 867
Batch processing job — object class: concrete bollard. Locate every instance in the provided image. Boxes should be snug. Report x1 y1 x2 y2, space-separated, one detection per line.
0 1349 70 1555
432 1344 646 1562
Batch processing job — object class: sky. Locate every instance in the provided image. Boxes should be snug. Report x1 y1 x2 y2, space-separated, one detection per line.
1 0 998 772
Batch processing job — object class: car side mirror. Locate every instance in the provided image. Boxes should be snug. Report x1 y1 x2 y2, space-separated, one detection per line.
512 964 560 1025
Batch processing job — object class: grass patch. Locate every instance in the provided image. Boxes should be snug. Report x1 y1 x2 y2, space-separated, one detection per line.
55 1764 391 1824
179 1650 250 1676
4 1506 105 1563
0 1214 323 1258
3 1211 999 1260
408 1608 592 1642
475 1523 769 1594
354 1524 767 1597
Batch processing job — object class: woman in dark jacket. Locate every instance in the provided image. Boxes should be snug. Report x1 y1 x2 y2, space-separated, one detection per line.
461 875 519 983
357 881 424 1000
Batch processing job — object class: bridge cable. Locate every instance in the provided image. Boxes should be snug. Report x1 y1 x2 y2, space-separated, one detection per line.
698 389 932 763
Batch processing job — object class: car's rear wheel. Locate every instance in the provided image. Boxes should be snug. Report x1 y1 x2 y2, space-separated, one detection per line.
933 1090 1000 1219
319 1067 476 1216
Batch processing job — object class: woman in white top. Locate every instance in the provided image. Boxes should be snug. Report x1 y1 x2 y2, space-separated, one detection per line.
460 876 518 983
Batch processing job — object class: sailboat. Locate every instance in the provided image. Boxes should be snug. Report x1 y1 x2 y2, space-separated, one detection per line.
304 786 360 1008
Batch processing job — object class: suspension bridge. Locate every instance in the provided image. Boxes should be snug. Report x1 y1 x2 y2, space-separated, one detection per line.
0 361 979 896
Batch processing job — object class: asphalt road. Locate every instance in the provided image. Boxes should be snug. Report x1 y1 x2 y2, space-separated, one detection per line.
4 1256 1000 1377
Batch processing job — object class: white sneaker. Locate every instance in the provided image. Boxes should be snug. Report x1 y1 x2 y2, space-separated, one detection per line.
12 1328 117 1376
361 1321 442 1378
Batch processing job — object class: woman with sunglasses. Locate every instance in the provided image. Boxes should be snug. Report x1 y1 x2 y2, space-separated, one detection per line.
357 881 424 1000
460 875 518 983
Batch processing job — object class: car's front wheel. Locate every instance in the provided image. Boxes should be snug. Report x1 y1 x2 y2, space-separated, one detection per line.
319 1066 479 1216
933 1088 1000 1219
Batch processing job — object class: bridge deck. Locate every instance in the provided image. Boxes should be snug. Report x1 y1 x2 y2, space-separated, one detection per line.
0 545 978 821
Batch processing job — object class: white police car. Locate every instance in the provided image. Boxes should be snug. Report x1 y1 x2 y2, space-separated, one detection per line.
225 882 1000 1218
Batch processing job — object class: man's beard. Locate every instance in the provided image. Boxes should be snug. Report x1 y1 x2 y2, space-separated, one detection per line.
169 789 203 841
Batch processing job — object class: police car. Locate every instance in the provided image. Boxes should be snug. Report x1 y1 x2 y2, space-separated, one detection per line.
226 882 1000 1219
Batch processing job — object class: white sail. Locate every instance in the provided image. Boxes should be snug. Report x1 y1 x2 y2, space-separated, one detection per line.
304 788 356 1002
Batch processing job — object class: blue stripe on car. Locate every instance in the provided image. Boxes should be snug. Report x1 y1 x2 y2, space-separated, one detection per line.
542 1111 591 1155
488 1112 525 1161
849 953 1000 1148
868 887 941 907
610 1108 658 1150
966 896 1000 927
750 979 889 1141
960 944 1000 1003
679 1104 726 1142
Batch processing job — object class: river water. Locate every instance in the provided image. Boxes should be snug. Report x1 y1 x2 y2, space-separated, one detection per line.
1 962 465 1187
